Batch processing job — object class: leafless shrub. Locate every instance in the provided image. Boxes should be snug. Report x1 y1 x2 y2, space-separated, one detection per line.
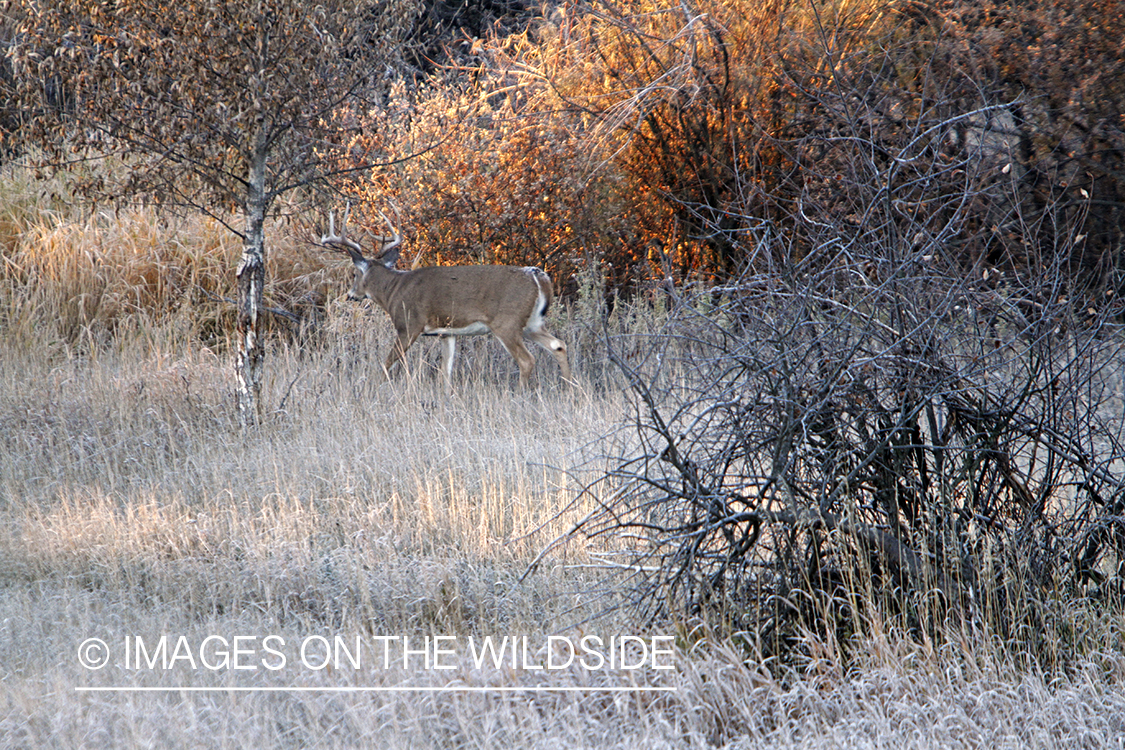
570 130 1125 666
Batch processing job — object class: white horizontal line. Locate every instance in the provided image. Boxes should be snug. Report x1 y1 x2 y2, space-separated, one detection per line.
75 685 676 693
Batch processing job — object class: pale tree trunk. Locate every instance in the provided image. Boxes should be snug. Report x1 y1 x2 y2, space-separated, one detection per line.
236 146 269 426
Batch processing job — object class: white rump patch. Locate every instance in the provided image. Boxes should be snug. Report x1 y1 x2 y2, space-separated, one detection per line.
522 267 549 332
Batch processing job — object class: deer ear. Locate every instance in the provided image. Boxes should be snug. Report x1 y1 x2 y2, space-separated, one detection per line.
353 257 370 274
379 245 402 269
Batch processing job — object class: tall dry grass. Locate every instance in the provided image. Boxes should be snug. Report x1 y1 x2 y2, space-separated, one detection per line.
0 168 333 352
2 174 1124 748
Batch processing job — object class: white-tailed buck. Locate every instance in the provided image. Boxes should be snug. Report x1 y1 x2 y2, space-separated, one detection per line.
321 206 572 389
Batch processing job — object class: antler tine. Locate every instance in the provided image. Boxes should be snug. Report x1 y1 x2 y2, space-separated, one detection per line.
373 208 400 255
340 201 355 244
382 199 402 228
320 201 365 261
371 205 402 260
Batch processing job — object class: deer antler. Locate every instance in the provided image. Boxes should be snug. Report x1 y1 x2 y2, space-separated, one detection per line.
320 202 366 262
372 204 402 262
321 202 404 266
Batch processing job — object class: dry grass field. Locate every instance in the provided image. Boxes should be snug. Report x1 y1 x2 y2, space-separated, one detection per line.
2 188 1124 748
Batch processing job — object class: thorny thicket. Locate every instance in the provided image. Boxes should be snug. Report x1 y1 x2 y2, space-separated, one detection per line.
555 4 1125 668
577 218 1123 671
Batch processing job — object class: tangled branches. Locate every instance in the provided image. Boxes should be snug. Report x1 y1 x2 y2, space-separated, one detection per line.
572 242 1124 665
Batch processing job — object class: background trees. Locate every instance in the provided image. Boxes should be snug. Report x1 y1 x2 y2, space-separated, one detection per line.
527 0 1125 661
348 0 1122 304
5 0 1120 359
7 0 419 423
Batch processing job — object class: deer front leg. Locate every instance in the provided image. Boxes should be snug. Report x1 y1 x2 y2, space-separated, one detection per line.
382 325 422 380
492 326 537 389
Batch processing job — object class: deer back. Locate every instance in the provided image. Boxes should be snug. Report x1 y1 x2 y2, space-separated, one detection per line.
359 264 548 331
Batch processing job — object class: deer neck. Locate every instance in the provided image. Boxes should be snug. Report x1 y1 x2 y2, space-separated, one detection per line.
362 262 412 311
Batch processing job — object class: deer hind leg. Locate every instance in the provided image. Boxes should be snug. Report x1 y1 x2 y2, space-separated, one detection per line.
526 328 572 385
440 335 457 384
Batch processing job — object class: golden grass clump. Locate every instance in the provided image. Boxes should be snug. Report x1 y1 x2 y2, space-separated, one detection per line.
0 168 338 351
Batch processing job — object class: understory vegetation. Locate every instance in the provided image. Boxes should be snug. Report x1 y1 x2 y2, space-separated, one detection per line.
2 163 1123 749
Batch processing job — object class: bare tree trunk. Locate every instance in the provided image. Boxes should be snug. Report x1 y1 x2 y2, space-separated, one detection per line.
235 242 264 425
236 147 269 426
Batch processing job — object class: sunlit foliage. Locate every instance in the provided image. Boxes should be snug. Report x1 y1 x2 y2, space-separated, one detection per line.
344 0 1123 297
